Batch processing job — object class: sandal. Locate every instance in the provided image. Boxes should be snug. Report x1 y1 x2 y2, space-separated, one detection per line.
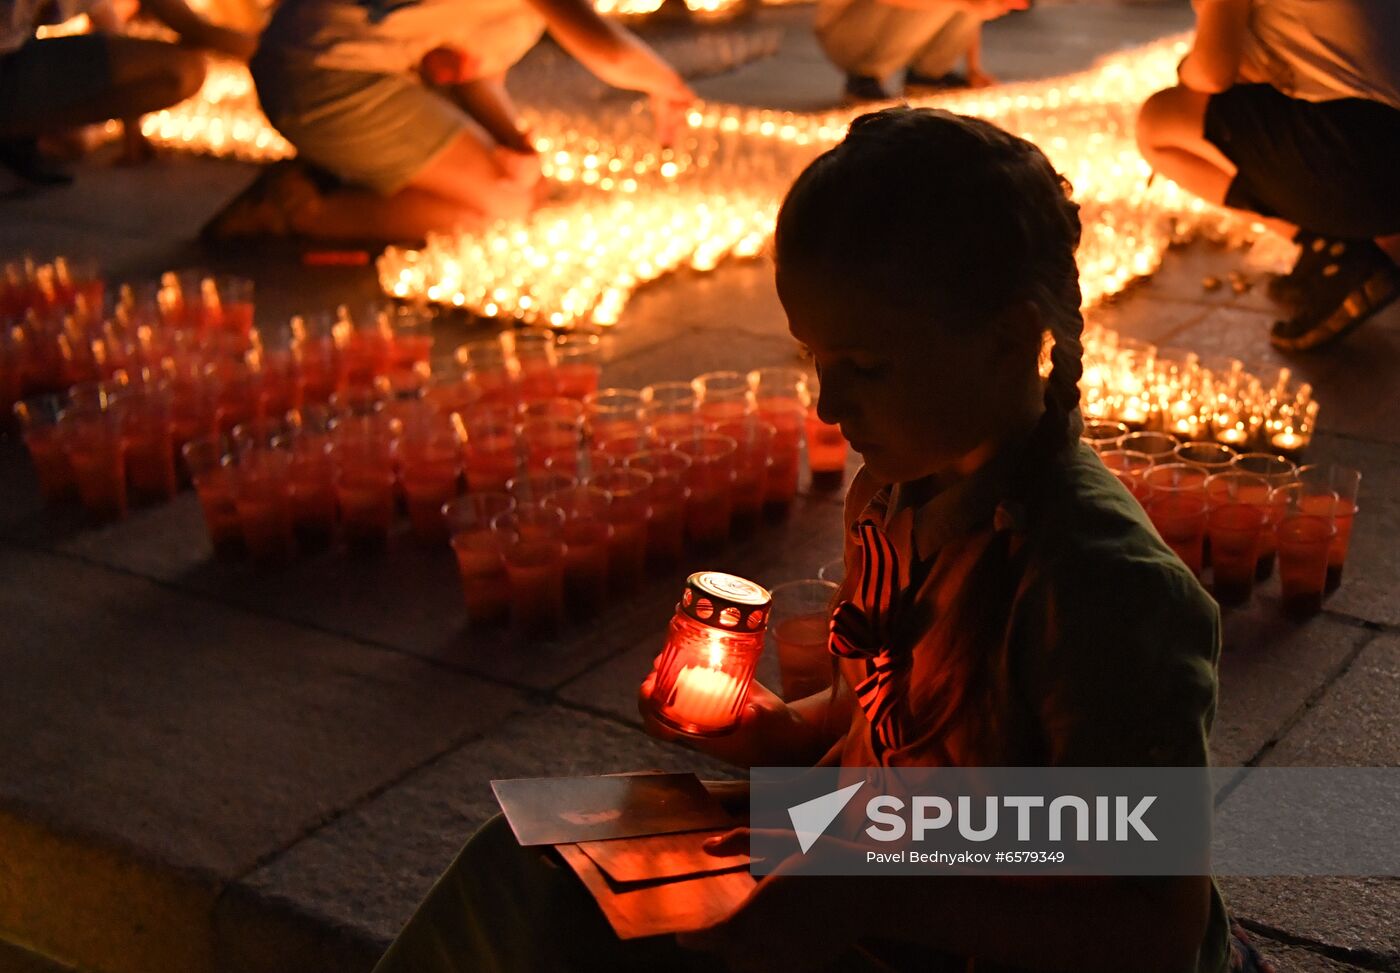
1265 230 1329 309
1270 238 1400 351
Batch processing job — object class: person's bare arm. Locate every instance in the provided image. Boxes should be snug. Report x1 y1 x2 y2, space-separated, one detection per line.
523 0 693 141
878 0 1025 16
1178 0 1250 93
140 0 258 60
448 75 533 153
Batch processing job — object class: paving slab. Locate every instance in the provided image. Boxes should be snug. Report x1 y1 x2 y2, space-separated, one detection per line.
0 545 528 973
1220 877 1400 965
1210 609 1368 768
217 703 739 973
1214 635 1400 965
1248 936 1381 973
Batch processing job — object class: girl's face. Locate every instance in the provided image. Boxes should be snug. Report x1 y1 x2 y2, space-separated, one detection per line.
778 272 1041 485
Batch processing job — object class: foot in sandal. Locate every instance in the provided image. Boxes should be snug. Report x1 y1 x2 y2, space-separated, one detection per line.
1270 237 1400 351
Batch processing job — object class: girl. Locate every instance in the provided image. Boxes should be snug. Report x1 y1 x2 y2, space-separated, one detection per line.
1136 0 1400 351
205 0 694 240
373 108 1257 972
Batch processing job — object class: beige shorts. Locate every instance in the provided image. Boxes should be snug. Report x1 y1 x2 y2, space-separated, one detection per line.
250 51 469 195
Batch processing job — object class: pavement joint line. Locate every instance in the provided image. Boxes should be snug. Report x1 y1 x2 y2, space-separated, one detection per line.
0 533 543 698
1241 627 1382 770
1236 917 1400 972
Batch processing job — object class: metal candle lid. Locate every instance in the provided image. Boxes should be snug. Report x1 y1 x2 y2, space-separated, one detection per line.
679 571 771 632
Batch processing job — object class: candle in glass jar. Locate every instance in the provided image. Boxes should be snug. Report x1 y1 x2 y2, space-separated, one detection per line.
667 662 743 728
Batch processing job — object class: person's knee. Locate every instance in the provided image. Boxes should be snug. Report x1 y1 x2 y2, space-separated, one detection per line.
1136 85 1210 159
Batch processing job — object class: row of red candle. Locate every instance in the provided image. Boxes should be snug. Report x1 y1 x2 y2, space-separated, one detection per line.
1094 438 1359 617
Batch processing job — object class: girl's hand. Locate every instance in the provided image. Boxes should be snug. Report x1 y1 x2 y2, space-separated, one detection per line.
638 660 792 768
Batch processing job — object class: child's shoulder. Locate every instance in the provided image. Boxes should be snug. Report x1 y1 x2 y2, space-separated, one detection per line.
1027 443 1218 628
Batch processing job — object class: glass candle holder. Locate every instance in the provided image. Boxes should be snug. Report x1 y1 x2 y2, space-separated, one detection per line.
1204 471 1272 575
1297 464 1361 593
672 433 738 553
399 423 463 545
769 579 839 702
457 339 519 407
13 394 76 504
507 328 560 402
543 448 613 479
711 418 775 537
464 406 521 494
641 380 698 418
1149 494 1209 577
594 429 658 460
543 485 613 620
182 435 244 558
1099 448 1155 506
444 492 516 627
234 444 296 564
754 398 803 520
520 416 582 474
1174 441 1236 475
584 387 646 444
649 571 772 736
624 448 691 569
492 503 568 640
288 433 338 552
554 333 602 401
518 397 586 425
112 387 178 506
1081 420 1129 454
61 405 127 523
333 420 398 553
1207 502 1266 607
386 305 434 373
1275 514 1336 619
583 467 652 596
693 370 753 425
1121 431 1180 465
649 413 706 449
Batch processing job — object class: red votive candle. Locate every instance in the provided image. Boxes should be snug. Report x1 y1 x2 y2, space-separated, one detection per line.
648 572 771 736
1297 464 1361 593
584 467 652 596
553 334 602 401
673 432 738 553
399 426 463 545
1207 502 1265 606
182 435 244 558
444 493 516 627
13 394 76 504
492 503 567 639
1149 494 1209 576
624 448 690 569
62 406 127 523
755 399 803 520
543 485 613 620
710 418 774 537
1275 514 1336 619
114 388 177 506
288 435 338 551
234 445 296 564
464 407 521 494
583 387 646 445
519 416 582 474
1099 448 1155 507
693 371 752 426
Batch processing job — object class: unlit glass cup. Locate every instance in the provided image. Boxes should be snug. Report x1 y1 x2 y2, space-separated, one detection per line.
672 433 737 553
1081 420 1129 453
711 417 774 536
463 406 521 494
1207 502 1266 606
543 485 613 619
583 387 645 444
554 333 602 401
1174 441 1236 474
182 434 244 558
234 444 296 564
13 394 75 503
693 370 753 425
584 467 652 595
624 448 690 569
1150 494 1209 577
1297 464 1361 593
1121 431 1180 465
492 503 567 639
444 493 516 627
769 579 839 701
1205 471 1275 580
506 471 576 505
288 433 338 551
1275 514 1336 619
1099 448 1154 506
61 405 127 522
399 423 462 545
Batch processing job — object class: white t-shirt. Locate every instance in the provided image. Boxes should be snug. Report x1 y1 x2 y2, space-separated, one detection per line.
2 0 99 53
258 0 545 77
1242 0 1400 110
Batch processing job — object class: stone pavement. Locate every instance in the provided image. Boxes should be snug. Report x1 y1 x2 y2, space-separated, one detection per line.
2 4 1399 972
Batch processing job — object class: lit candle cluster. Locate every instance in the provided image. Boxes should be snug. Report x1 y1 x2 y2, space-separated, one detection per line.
1078 326 1319 457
